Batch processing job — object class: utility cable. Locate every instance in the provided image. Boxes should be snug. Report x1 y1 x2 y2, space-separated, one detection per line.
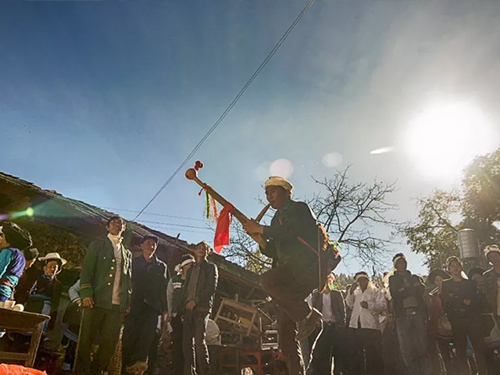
132 0 316 221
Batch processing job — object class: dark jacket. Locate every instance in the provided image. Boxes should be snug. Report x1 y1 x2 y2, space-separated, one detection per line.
483 268 499 315
80 238 132 312
428 288 452 339
131 254 168 314
260 201 319 273
311 289 346 327
180 259 218 314
14 267 41 304
389 271 427 318
442 278 482 321
24 274 63 329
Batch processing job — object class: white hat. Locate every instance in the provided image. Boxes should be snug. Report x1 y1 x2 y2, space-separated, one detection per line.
39 252 67 266
354 272 370 282
174 254 195 273
264 176 293 192
484 245 500 260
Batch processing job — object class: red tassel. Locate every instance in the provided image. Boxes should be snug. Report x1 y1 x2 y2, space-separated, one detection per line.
214 203 234 253
194 161 204 171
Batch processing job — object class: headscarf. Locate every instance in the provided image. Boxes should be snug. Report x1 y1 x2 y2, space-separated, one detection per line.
0 222 32 250
392 253 406 267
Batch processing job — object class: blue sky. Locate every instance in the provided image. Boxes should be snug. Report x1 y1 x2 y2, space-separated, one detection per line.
2 1 500 275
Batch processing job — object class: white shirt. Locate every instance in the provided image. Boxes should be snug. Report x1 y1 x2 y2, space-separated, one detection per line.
206 319 221 345
321 292 337 323
346 284 386 330
108 234 123 305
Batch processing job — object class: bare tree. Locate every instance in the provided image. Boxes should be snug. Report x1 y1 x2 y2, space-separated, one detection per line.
223 221 273 274
309 167 401 270
225 166 401 273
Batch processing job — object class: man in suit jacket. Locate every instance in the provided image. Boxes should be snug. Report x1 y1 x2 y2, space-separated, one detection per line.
308 273 347 375
75 216 133 375
180 241 218 375
122 234 168 375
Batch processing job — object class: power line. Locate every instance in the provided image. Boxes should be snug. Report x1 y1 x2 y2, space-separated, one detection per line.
137 219 212 231
101 206 205 222
135 220 213 235
132 0 316 221
141 225 211 235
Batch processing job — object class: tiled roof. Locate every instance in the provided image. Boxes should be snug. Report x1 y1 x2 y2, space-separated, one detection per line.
0 171 263 291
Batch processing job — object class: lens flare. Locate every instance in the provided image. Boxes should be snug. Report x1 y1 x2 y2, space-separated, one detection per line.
322 152 343 168
2 207 36 220
370 147 394 155
270 159 294 179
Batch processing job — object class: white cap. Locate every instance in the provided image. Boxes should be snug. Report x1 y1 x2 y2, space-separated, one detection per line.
264 176 293 192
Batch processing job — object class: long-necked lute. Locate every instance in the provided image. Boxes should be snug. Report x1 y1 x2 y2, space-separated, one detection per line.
185 167 270 223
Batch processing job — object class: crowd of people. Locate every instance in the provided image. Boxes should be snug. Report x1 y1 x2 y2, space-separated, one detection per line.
296 249 500 375
0 218 219 375
1 175 500 375
240 176 500 375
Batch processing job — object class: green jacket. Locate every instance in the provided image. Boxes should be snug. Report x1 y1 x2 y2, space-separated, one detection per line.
80 238 132 312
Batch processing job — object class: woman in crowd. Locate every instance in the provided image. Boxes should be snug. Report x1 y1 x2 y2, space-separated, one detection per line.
427 269 453 375
0 222 32 302
442 256 487 375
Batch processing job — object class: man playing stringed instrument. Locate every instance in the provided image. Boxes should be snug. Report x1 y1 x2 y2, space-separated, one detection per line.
243 176 339 375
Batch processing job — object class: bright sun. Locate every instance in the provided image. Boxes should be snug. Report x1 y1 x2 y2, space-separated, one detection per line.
405 101 495 181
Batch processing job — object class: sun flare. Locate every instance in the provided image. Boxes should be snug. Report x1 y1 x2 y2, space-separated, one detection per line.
405 101 495 181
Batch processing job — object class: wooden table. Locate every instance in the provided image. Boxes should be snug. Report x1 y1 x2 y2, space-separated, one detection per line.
214 298 272 339
0 308 50 367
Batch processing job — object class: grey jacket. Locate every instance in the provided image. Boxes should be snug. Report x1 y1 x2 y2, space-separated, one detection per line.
180 259 218 314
